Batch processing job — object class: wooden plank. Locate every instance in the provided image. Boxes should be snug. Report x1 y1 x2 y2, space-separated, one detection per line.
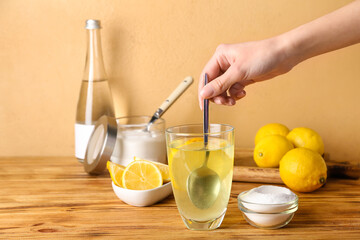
233 166 282 183
233 149 360 183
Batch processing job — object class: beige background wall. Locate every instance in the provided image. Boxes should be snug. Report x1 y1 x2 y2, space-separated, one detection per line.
0 0 359 163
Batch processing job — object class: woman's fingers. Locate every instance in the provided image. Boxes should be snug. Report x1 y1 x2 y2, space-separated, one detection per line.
213 95 236 106
200 65 243 99
228 82 247 100
198 46 232 109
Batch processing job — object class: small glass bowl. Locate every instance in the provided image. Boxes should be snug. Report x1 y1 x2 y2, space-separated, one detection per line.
238 190 298 229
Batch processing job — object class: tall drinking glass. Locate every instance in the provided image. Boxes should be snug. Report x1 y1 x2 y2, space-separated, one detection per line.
166 124 234 230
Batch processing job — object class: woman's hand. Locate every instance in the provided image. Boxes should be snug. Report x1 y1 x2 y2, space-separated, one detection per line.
198 37 296 109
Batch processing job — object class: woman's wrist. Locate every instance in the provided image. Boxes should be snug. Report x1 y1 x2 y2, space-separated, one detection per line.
270 33 303 71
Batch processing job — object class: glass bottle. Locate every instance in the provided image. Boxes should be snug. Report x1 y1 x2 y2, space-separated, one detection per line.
75 19 115 163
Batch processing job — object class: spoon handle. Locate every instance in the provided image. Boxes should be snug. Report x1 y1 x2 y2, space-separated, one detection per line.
203 73 209 146
147 76 193 129
157 76 194 116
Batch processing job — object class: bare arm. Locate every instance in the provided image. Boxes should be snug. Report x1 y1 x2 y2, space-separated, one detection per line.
287 0 360 63
199 0 360 109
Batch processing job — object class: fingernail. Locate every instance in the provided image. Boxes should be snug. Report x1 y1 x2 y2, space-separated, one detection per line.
214 98 222 105
201 87 214 98
236 90 246 98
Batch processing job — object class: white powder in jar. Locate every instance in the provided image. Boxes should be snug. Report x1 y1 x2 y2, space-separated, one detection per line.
239 185 298 228
111 129 166 166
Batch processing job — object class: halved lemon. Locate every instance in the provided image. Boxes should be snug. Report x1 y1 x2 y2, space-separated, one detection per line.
134 157 170 183
107 161 126 187
122 160 163 190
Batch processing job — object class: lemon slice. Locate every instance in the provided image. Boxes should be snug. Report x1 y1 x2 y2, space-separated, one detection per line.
107 161 126 187
122 160 163 190
134 157 170 183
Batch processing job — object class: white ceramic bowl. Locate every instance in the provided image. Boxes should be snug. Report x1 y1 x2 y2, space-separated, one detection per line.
111 182 173 207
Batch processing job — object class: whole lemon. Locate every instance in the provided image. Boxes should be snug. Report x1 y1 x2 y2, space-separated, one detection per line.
279 148 327 192
255 123 290 145
287 127 324 155
254 135 294 168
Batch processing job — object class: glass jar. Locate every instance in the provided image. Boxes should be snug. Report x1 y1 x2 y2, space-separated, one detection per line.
111 116 166 166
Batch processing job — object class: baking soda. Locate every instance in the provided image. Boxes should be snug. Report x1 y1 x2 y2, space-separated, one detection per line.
242 185 296 205
239 185 298 228
111 129 166 166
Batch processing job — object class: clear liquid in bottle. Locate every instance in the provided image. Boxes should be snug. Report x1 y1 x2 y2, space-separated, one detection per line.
75 20 114 162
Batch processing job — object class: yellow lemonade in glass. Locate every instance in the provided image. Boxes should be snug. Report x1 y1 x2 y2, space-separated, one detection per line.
166 124 234 230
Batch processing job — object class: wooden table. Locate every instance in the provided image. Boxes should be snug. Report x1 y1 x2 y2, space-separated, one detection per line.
0 157 359 239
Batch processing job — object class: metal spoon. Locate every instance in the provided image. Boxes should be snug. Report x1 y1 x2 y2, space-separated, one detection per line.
186 73 221 209
145 76 193 131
